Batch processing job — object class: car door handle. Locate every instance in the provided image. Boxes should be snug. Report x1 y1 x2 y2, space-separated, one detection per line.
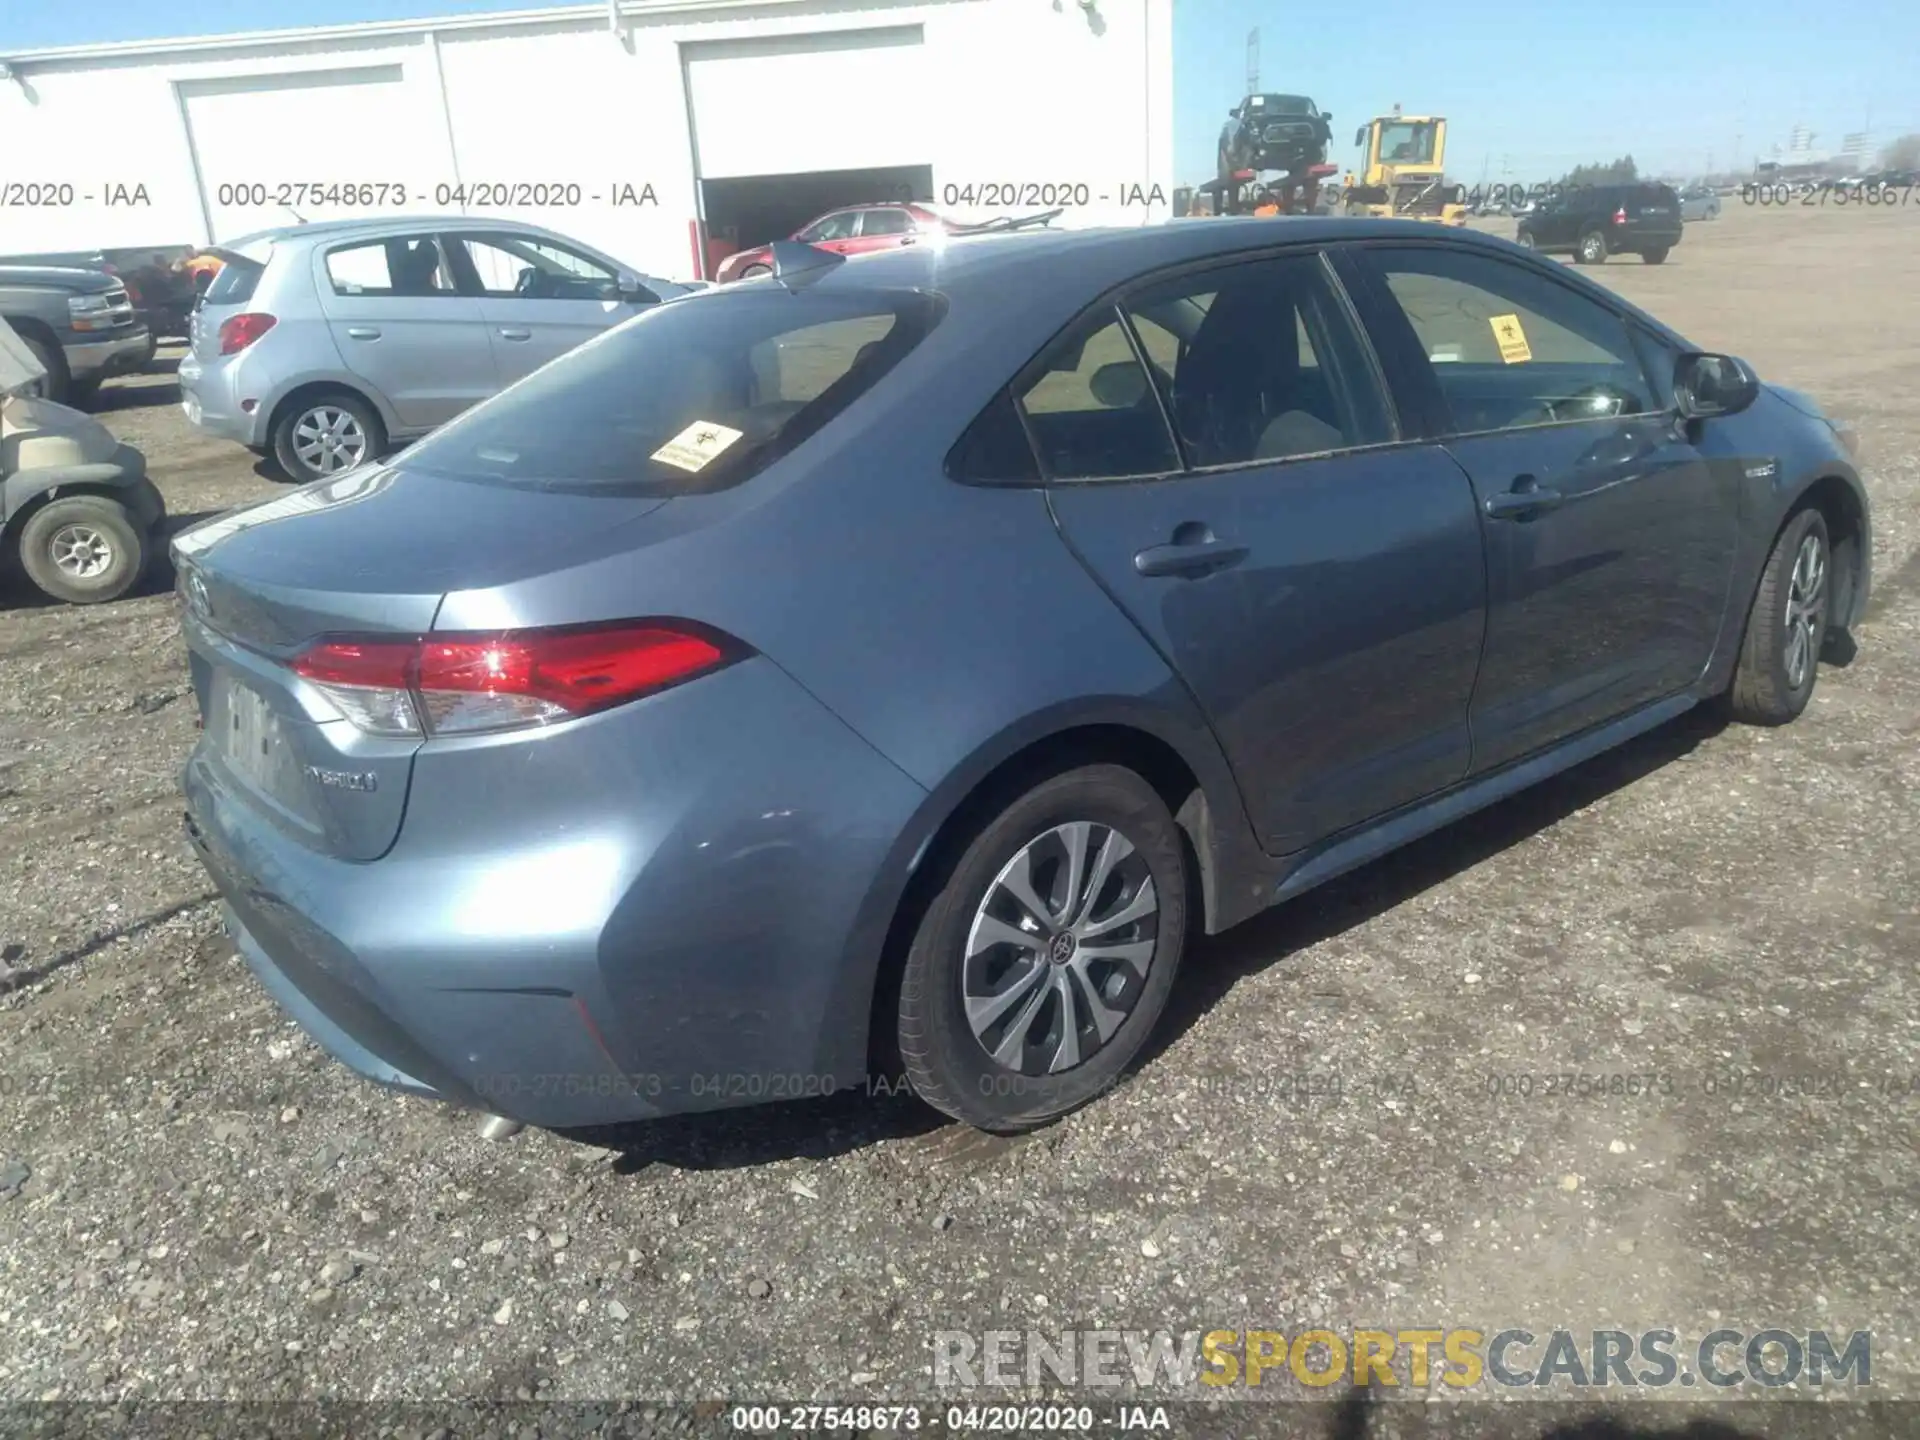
1483 481 1565 520
1133 538 1250 578
497 327 532 341
344 326 380 340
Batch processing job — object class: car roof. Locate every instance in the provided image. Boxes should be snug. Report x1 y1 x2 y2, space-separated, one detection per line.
214 215 583 252
780 217 1691 351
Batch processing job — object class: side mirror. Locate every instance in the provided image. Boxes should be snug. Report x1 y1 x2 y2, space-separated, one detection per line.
1675 352 1759 420
1228 107 1239 119
615 271 655 305
1089 361 1149 409
1321 111 1332 123
1353 127 1366 148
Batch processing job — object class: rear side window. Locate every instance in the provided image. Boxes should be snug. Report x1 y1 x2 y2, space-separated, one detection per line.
399 288 946 492
1013 309 1180 480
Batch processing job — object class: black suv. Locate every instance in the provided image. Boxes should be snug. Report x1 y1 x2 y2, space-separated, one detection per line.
1218 94 1333 181
1516 182 1683 265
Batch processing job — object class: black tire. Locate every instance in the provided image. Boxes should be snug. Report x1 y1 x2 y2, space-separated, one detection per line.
18 332 69 403
271 391 384 484
1516 229 1538 250
17 495 148 605
738 264 771 280
1726 507 1831 725
897 764 1188 1133
1575 229 1608 264
1642 246 1671 265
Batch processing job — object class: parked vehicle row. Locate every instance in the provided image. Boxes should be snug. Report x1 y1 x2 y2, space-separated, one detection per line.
171 218 1869 1137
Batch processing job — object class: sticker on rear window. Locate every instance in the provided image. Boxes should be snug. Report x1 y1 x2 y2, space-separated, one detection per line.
651 420 744 473
1489 313 1532 364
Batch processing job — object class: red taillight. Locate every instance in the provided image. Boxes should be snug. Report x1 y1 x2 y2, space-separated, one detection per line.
290 624 731 738
1613 206 1628 225
218 312 277 355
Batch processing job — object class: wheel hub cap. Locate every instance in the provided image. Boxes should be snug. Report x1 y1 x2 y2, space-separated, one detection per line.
1784 531 1827 689
50 524 114 579
963 821 1159 1077
293 407 369 475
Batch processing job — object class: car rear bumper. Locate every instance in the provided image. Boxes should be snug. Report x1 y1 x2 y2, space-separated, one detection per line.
177 353 268 446
180 655 929 1129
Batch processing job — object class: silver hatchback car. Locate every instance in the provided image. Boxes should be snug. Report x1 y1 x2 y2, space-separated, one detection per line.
177 217 690 483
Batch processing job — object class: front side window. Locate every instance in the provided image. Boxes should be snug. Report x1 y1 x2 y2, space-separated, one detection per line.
1122 253 1393 468
1359 246 1656 434
451 233 629 302
399 288 945 492
859 208 913 237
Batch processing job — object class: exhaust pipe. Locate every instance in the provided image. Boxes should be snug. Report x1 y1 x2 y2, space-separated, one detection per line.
478 1114 525 1141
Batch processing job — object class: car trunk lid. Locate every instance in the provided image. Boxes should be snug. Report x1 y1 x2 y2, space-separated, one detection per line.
174 465 671 860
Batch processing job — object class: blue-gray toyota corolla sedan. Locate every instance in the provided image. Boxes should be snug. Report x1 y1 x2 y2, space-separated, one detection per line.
174 218 1871 1134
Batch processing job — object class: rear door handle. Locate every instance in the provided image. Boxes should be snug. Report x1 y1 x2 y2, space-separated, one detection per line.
1483 481 1565 520
497 327 532 341
344 326 380 340
1133 539 1250 578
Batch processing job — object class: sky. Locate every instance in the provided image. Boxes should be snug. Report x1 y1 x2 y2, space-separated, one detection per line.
9 0 1920 185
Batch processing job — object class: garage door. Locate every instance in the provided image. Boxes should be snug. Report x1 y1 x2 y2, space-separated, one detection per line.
684 28 930 180
180 67 425 241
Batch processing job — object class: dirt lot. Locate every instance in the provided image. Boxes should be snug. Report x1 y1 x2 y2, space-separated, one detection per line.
2 204 1918 1427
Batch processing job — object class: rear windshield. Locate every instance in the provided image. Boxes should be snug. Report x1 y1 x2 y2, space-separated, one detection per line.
203 253 265 307
398 287 946 493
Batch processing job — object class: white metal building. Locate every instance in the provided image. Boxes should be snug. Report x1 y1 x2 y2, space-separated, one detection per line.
0 0 1173 281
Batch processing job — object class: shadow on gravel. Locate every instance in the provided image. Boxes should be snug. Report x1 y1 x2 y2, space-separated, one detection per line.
93 353 182 412
568 1085 946 1175
0 891 217 991
1314 1384 1774 1440
1143 701 1730 1070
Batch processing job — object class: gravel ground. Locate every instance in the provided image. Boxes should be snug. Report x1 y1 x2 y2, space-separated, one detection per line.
2 205 1917 1433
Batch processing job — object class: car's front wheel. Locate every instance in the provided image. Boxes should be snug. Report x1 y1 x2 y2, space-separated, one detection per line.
897 765 1188 1133
1726 507 1831 725
272 392 384 483
1516 230 1538 250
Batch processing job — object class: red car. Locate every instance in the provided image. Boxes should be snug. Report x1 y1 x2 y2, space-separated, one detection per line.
714 203 949 282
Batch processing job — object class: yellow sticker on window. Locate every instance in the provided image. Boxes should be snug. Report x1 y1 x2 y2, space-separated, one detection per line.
651 420 744 473
1489 313 1533 364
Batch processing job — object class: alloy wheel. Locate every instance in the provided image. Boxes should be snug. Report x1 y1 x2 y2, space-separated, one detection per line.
48 523 115 580
291 405 370 475
1783 529 1827 689
962 821 1160 1077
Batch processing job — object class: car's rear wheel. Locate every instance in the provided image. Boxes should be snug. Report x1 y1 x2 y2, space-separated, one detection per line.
1516 230 1538 250
1726 507 1831 725
272 392 383 483
897 765 1188 1133
1576 229 1608 264
1642 246 1671 264
17 495 147 605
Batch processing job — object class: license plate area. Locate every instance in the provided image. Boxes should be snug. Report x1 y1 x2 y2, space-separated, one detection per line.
211 672 305 808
